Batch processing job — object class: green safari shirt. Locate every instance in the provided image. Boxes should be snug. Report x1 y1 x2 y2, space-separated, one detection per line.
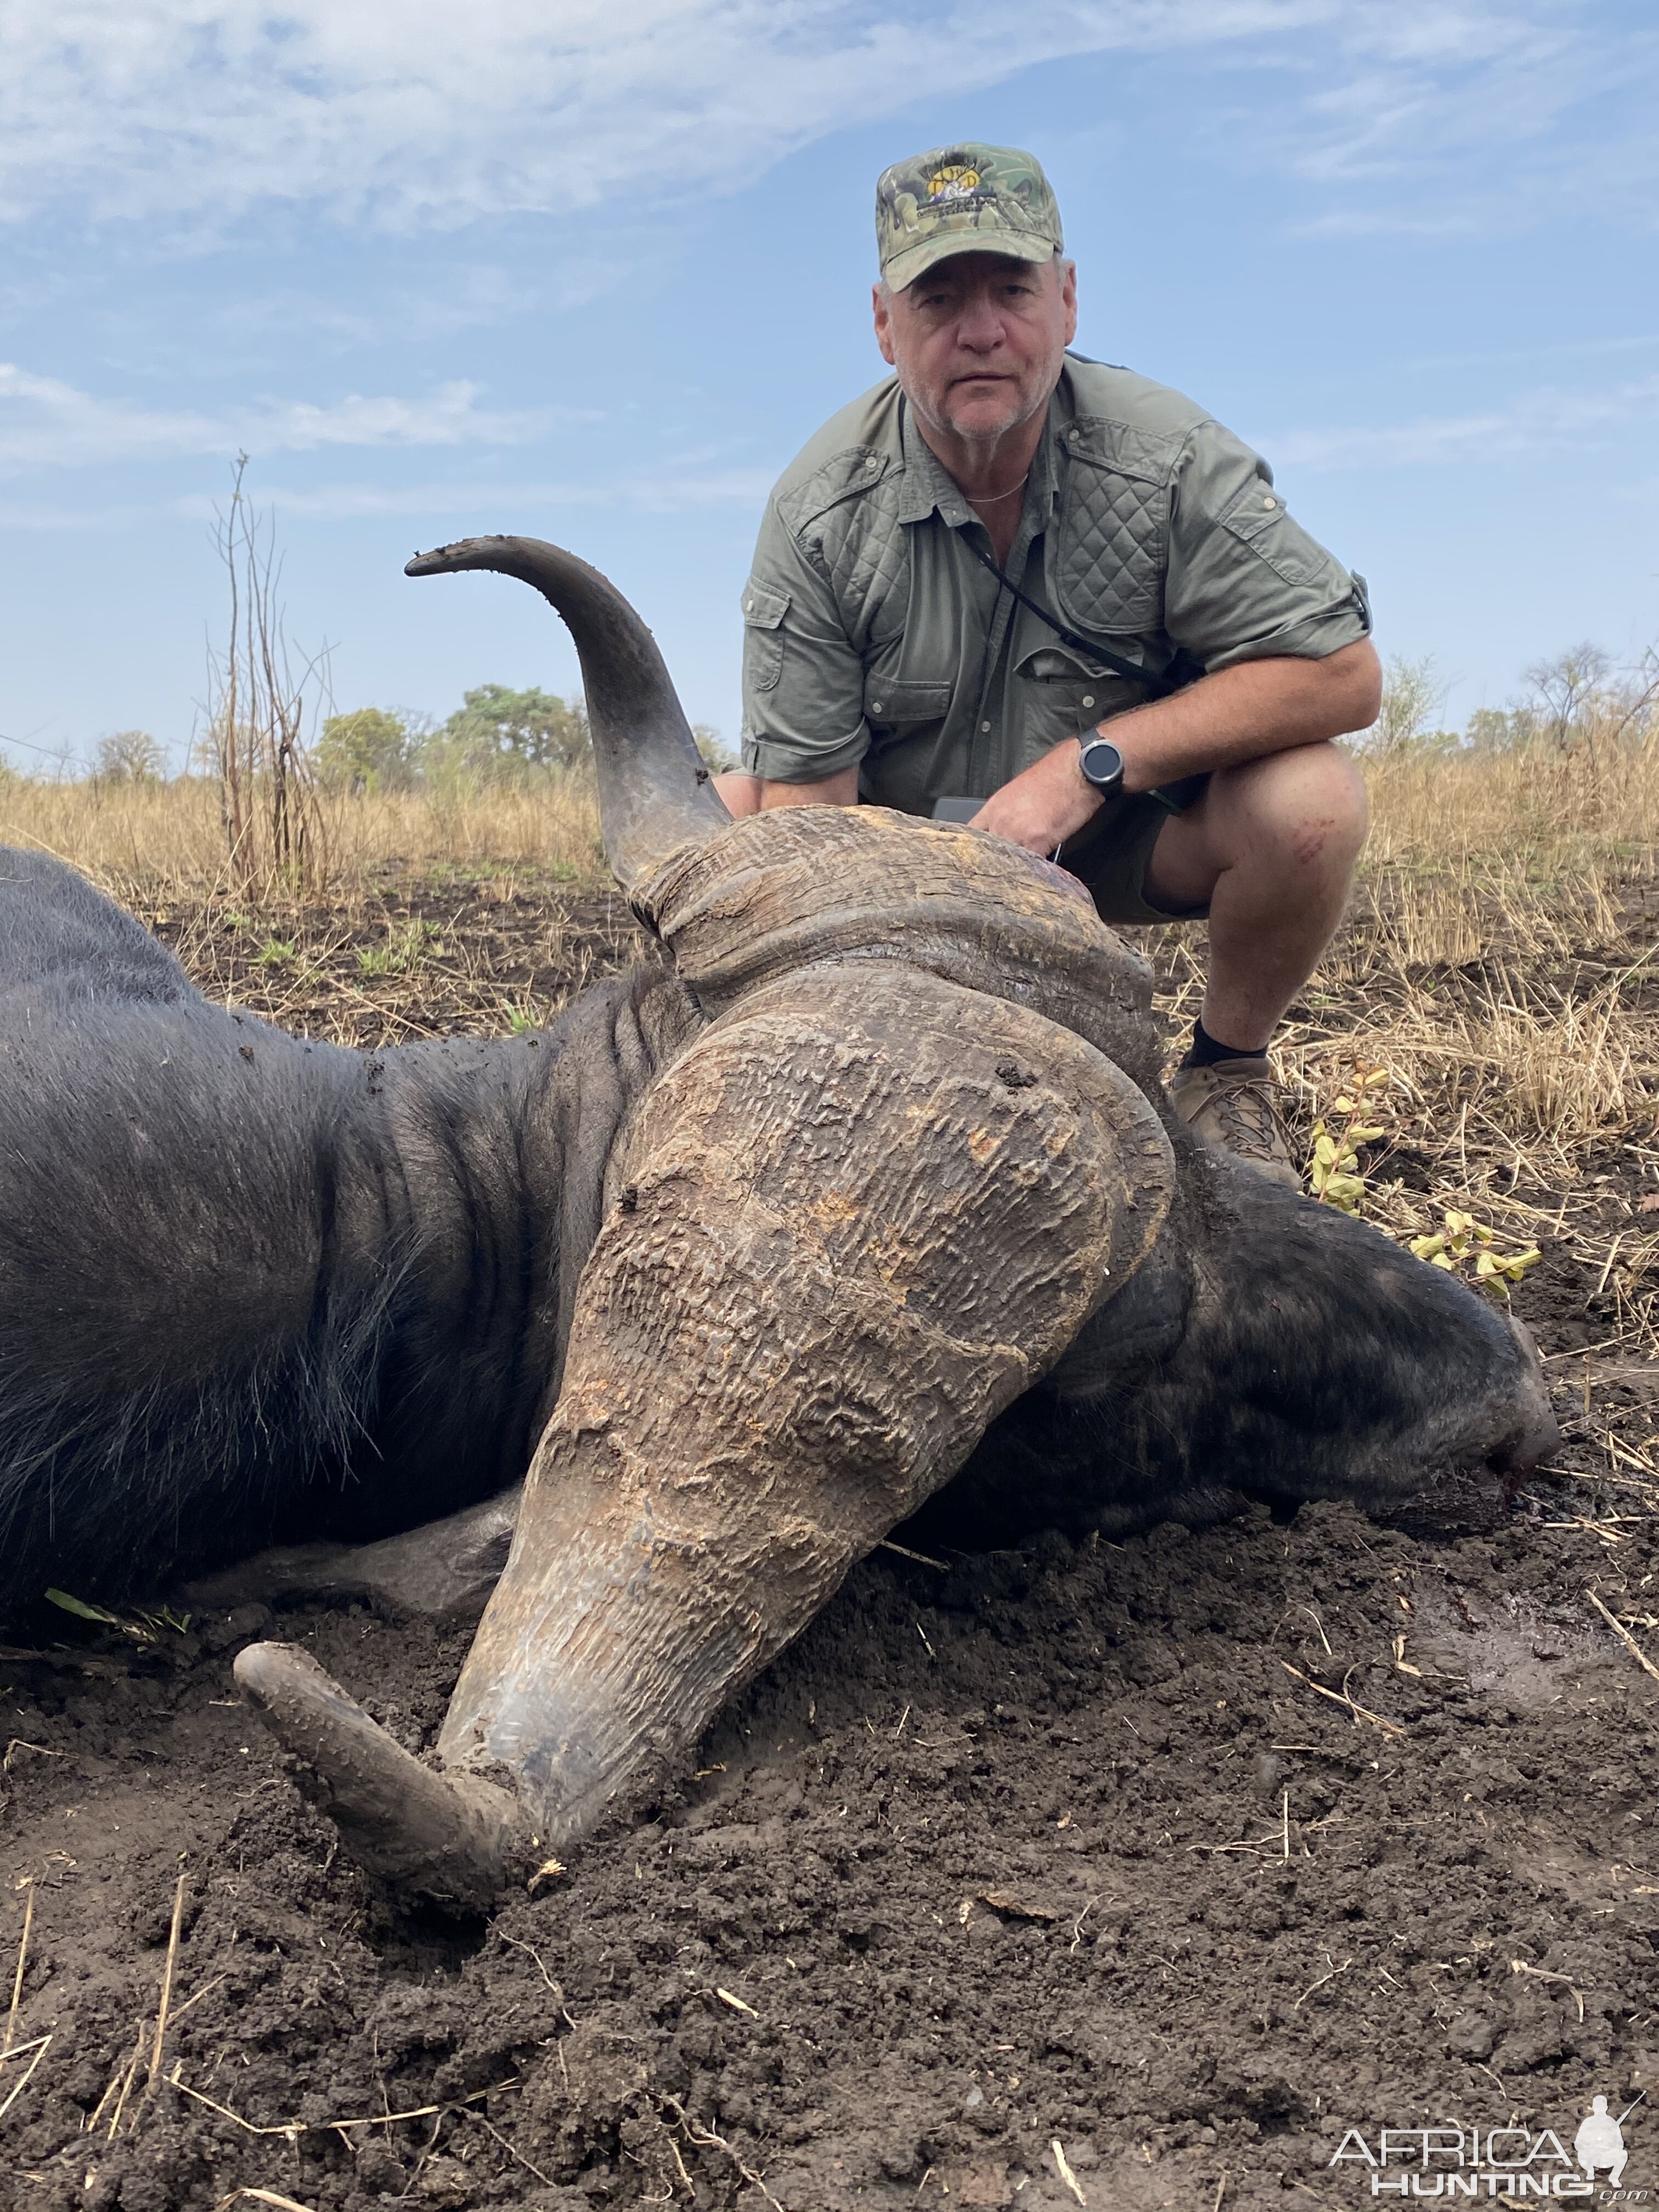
740 355 1370 815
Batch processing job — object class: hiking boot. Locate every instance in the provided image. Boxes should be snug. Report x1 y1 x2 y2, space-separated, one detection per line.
1167 1057 1301 1191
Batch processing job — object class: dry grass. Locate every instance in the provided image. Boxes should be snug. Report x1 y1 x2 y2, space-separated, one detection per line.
1143 744 1659 1149
0 772 606 907
0 773 620 1050
1138 743 1659 1355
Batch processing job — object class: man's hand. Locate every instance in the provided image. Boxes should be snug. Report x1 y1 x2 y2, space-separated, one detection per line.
968 737 1100 851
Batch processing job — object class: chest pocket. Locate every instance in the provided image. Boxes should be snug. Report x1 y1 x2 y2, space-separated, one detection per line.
1013 647 1142 755
862 674 952 735
741 584 791 692
1053 456 1166 634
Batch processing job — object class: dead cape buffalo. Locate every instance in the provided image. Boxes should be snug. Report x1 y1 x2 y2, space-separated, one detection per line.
0 537 1555 1909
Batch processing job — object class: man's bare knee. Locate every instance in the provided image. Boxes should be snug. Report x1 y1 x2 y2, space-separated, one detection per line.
1217 743 1368 882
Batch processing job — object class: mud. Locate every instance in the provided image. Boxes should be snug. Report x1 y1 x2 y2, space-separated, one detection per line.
2 879 1656 2210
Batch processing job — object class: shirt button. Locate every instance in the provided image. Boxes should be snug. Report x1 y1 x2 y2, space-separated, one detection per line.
1082 695 1094 708
1263 496 1277 509
871 700 883 713
981 720 992 733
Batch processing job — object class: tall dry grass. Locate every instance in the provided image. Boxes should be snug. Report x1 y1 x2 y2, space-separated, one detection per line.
1297 744 1658 1164
0 772 606 908
1139 742 1659 1350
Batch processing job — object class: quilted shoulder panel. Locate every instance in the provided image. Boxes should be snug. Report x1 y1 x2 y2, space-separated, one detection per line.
783 453 910 651
1052 439 1173 637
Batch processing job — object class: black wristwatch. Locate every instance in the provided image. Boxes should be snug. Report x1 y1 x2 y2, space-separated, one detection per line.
1077 734 1126 798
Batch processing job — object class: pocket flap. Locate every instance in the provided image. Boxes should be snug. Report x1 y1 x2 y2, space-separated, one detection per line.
1218 481 1324 588
862 675 952 723
741 583 791 630
1221 481 1289 546
1015 646 1107 684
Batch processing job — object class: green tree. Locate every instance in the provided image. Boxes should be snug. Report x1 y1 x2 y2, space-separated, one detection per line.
1523 643 1612 752
438 685 589 781
95 730 166 784
1357 655 1454 757
1465 706 1522 751
316 708 416 794
692 723 739 775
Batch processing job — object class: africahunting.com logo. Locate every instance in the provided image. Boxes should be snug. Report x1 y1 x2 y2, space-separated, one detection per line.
1330 2092 1645 2197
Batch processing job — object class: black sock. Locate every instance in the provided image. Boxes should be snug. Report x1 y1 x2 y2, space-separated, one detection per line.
1182 1018 1268 1069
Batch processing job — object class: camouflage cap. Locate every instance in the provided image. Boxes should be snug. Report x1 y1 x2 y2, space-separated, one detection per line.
875 142 1063 291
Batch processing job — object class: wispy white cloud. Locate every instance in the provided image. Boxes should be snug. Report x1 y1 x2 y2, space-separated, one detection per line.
1266 371 1659 471
172 469 781 521
0 5 1646 255
1279 5 1658 233
0 1 1331 232
0 364 584 473
0 465 779 527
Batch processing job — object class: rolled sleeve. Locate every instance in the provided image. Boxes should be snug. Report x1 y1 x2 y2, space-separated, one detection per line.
1164 422 1370 672
740 503 871 785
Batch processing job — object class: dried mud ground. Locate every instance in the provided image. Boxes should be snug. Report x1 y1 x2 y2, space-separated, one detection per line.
3 864 1657 2212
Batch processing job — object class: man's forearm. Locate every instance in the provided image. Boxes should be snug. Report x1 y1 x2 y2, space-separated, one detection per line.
713 766 861 816
972 637 1380 853
1106 639 1380 795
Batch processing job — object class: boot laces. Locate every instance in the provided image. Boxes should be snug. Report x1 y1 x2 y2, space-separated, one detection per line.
1209 1073 1288 1164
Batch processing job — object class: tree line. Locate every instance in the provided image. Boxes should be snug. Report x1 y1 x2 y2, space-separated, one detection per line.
8 643 1654 793
312 687 733 793
1361 642 1658 759
0 686 737 792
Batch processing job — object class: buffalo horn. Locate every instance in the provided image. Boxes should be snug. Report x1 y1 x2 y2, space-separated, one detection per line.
404 537 730 894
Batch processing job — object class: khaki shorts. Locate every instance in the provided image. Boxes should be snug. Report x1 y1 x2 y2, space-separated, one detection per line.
1056 774 1210 924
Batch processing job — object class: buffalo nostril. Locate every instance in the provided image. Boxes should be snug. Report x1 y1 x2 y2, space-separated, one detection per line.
1488 1407 1561 1480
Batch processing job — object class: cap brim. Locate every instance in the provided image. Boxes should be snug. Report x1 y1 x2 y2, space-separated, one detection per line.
883 229 1057 292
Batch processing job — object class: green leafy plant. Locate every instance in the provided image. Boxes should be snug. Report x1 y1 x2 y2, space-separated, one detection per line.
315 707 417 794
254 935 296 967
1408 1210 1541 1294
435 684 589 781
358 919 442 978
1307 1062 1391 1214
46 1588 191 1642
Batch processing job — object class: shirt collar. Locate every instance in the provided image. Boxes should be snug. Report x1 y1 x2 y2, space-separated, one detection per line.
895 387 1066 529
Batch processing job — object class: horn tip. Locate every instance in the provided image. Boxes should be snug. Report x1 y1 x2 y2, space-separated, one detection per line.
405 535 512 579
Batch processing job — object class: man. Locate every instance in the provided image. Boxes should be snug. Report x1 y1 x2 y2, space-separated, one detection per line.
718 142 1380 1187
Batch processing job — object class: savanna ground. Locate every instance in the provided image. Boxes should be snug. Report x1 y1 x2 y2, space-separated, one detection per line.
1 754 1656 2212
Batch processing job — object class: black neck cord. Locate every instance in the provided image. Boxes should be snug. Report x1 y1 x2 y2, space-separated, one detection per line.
960 533 1177 701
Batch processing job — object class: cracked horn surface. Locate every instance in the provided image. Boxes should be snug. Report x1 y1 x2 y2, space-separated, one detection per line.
437 955 1173 1843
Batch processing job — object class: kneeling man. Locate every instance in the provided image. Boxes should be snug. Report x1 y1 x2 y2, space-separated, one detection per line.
720 142 1380 1187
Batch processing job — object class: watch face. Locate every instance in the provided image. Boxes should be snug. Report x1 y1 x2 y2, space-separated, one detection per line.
1080 737 1124 790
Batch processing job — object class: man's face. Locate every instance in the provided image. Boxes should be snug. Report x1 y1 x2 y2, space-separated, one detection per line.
873 251 1077 444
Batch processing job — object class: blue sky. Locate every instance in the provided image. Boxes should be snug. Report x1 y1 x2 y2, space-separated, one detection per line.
1 0 1655 772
